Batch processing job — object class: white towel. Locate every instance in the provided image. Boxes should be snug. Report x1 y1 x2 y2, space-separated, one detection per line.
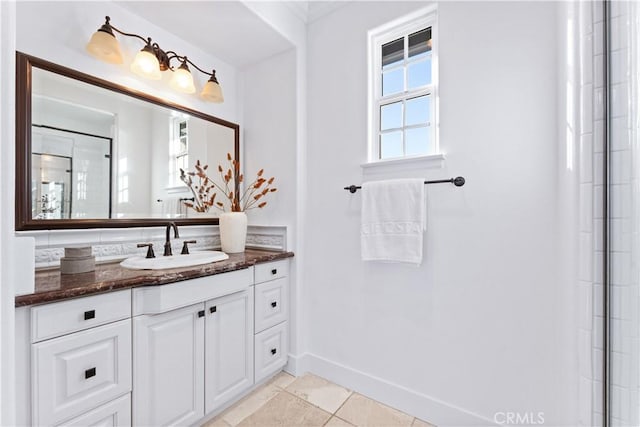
361 178 426 265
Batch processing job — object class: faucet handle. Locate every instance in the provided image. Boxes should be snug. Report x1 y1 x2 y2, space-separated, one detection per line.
181 240 197 255
137 243 155 259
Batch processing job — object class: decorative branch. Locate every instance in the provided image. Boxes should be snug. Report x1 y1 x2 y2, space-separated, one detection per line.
179 154 277 213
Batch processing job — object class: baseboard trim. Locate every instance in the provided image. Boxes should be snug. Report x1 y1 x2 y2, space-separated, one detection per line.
294 352 497 426
284 352 310 376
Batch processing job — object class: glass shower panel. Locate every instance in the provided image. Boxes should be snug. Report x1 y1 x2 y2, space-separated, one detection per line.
608 1 639 425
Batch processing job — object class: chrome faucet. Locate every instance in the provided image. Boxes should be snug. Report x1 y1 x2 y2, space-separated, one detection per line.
164 222 180 256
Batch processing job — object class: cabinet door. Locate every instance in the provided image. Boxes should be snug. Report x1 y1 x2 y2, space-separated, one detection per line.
205 289 254 413
32 320 131 426
133 303 205 427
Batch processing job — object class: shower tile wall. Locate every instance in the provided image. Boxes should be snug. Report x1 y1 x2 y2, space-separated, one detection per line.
579 1 638 425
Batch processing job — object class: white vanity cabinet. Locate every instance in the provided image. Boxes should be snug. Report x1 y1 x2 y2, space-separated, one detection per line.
132 268 255 426
16 256 291 427
24 290 133 427
253 260 289 383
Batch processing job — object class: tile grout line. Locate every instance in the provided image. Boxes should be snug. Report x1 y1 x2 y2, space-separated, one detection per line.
280 387 349 420
220 377 290 427
320 390 355 427
333 390 355 415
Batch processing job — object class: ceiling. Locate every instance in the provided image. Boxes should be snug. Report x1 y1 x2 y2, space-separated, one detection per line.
116 1 295 69
282 1 348 24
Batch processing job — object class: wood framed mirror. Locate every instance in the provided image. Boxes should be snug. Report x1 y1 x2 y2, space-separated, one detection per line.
15 52 240 231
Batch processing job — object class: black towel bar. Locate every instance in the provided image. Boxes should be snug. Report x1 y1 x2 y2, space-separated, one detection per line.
344 176 465 194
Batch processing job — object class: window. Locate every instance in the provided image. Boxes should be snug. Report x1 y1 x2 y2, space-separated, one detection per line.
369 8 438 161
169 116 189 187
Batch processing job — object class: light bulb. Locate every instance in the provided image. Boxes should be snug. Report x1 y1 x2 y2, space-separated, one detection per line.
170 63 196 94
130 47 161 80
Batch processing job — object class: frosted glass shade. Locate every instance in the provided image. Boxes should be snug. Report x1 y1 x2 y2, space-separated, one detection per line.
170 67 196 93
200 80 224 103
86 31 123 64
130 49 162 80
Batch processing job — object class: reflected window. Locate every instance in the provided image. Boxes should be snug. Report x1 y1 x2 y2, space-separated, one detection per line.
370 10 438 160
170 115 189 187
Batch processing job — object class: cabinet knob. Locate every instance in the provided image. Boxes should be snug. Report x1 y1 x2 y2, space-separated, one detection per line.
271 348 277 355
210 306 217 314
271 269 277 275
85 367 96 379
198 310 205 318
271 301 277 308
84 310 95 320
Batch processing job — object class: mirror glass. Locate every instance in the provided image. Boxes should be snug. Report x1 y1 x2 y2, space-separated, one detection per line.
16 53 239 230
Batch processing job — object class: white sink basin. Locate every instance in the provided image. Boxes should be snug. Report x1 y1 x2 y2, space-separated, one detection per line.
120 251 229 270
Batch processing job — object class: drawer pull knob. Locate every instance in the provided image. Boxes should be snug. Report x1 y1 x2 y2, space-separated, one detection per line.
84 310 95 320
271 348 277 355
85 367 96 379
271 301 277 308
198 310 205 318
210 306 217 314
271 269 277 275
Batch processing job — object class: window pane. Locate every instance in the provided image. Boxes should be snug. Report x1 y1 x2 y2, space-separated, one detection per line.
407 58 431 89
382 37 404 69
380 131 403 159
408 27 431 59
381 102 403 130
405 127 431 156
382 68 403 96
405 96 430 126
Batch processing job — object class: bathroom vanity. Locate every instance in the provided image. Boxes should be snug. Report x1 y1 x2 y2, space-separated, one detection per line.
14 250 293 426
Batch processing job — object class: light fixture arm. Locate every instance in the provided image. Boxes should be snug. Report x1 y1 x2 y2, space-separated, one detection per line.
165 52 214 77
102 16 148 44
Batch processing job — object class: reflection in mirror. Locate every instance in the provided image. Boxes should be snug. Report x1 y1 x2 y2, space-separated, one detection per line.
31 125 111 219
16 53 239 230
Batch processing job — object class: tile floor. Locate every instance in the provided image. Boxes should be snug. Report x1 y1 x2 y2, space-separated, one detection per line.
203 372 436 427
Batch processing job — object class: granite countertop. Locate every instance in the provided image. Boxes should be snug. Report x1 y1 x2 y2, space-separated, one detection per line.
15 249 294 307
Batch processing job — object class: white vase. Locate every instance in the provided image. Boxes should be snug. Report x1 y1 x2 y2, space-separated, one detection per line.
219 212 248 253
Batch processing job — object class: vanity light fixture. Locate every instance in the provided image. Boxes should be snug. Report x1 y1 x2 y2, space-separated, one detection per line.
86 16 224 103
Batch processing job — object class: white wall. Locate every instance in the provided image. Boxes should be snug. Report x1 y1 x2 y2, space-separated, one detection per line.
0 1 16 424
239 47 301 357
240 48 297 236
304 2 575 425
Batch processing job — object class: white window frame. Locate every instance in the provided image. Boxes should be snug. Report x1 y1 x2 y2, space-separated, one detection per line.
169 116 189 188
367 6 439 163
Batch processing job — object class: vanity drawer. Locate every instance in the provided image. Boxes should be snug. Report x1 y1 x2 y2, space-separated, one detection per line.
57 394 131 427
254 278 288 333
32 320 132 426
254 321 288 383
31 290 131 343
254 260 288 284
